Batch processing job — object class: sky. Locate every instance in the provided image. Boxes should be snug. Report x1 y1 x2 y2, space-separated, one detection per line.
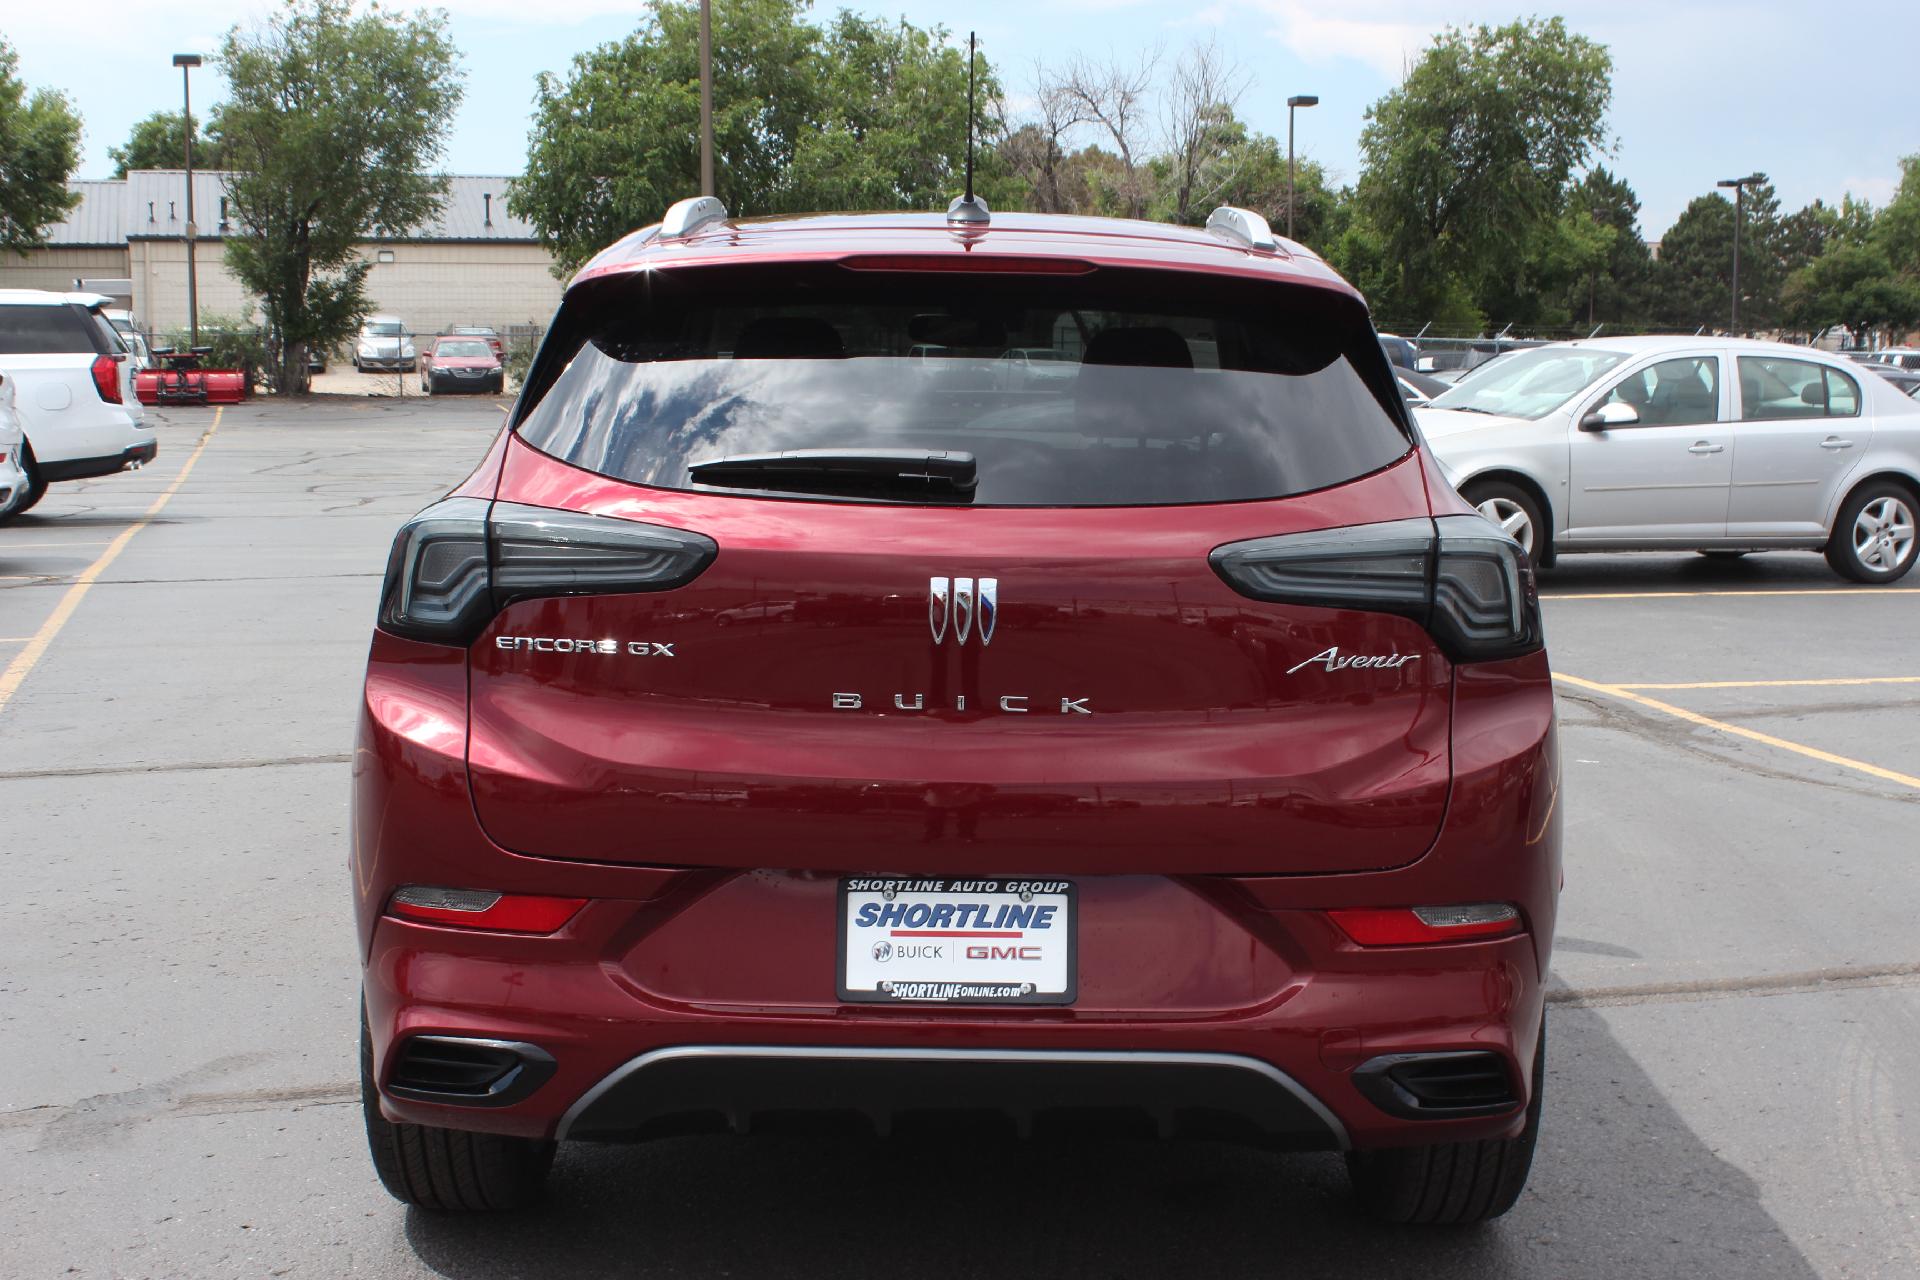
4 0 1915 241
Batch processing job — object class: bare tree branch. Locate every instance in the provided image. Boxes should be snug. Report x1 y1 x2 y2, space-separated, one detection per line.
1060 48 1158 219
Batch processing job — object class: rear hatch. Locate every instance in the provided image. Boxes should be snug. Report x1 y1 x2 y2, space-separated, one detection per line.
455 261 1460 876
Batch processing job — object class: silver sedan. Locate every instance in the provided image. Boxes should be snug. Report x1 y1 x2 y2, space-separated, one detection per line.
1417 336 1920 583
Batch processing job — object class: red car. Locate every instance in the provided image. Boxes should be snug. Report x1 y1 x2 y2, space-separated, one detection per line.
419 335 504 395
355 197 1560 1223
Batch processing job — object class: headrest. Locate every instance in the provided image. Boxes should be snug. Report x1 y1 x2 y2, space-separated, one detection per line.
1082 326 1192 370
732 317 844 360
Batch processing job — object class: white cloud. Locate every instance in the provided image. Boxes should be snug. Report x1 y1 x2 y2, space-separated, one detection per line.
1246 1 1432 81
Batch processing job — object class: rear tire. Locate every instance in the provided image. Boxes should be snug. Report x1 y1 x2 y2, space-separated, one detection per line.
361 1011 554 1211
1460 480 1546 570
1826 480 1918 584
1345 1014 1544 1225
1 444 49 521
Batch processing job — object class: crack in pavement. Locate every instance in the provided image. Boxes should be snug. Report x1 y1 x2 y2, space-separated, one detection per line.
1549 960 1920 1008
0 752 352 782
4 963 1913 1136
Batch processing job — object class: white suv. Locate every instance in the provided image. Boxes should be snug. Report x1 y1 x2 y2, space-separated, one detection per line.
0 290 155 521
0 370 26 517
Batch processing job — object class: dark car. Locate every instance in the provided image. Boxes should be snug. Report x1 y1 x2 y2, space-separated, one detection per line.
355 198 1559 1225
418 336 504 395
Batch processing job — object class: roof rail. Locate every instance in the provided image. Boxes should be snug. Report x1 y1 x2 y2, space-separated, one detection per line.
1205 206 1277 253
660 195 729 240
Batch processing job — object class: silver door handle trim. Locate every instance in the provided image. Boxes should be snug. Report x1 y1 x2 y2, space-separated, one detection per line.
1688 442 1725 454
1820 437 1854 450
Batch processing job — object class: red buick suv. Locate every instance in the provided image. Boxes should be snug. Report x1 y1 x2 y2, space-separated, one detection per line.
355 197 1560 1224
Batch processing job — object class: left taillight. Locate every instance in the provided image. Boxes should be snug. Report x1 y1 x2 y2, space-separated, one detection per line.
377 498 717 646
386 886 586 934
91 353 124 404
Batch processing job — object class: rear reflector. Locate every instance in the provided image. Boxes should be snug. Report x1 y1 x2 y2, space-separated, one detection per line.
387 886 586 934
838 254 1097 275
1328 903 1521 946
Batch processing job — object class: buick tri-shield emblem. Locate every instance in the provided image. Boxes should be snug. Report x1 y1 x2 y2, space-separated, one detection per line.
929 577 997 646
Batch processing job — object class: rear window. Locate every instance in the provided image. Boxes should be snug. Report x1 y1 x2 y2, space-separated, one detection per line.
513 265 1411 507
0 303 109 356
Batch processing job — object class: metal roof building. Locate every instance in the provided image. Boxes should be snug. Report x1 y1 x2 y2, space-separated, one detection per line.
6 171 563 337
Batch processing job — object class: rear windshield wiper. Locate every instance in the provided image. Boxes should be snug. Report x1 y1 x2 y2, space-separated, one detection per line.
687 449 978 501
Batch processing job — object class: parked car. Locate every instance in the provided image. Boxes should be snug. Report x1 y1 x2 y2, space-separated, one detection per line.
353 316 414 373
447 325 506 362
1377 332 1418 369
0 289 154 521
991 346 1076 390
0 370 26 517
1395 367 1452 406
1418 336 1920 582
101 309 153 372
356 198 1559 1225
418 336 504 395
1869 365 1920 399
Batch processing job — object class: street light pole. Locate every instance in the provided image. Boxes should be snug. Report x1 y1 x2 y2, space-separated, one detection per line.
698 0 714 197
1286 95 1318 241
1716 173 1764 334
173 54 204 348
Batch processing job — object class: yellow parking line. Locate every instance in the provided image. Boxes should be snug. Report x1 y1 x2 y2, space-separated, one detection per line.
0 408 222 716
1553 671 1920 791
1549 588 1920 600
1616 676 1920 691
0 541 112 550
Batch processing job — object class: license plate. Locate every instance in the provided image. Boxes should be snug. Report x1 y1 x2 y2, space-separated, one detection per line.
838 877 1076 1005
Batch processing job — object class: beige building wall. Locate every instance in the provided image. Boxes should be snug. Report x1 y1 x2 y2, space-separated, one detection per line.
355 242 564 336
0 246 131 296
9 238 563 341
129 239 255 336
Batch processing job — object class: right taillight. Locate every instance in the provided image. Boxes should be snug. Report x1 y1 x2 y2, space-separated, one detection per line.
377 498 717 646
91 353 123 404
1209 513 1541 663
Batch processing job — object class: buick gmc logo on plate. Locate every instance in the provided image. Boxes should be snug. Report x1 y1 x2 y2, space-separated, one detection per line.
839 878 1076 1004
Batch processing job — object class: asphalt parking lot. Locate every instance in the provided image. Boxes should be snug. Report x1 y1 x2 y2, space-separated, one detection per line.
1 398 1915 1278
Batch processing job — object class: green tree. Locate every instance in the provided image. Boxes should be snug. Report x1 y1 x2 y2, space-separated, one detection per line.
513 1 1010 276
1652 179 1783 332
108 110 223 177
0 37 83 257
784 13 1013 215
214 0 463 394
1871 155 1920 277
1565 166 1652 328
1353 17 1612 321
1782 242 1920 345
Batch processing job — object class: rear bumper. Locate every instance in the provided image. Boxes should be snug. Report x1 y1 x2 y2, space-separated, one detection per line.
559 1045 1347 1147
355 637 1561 1152
38 438 157 483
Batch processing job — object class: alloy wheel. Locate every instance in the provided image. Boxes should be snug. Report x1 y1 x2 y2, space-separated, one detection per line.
1853 495 1916 573
1477 496 1535 553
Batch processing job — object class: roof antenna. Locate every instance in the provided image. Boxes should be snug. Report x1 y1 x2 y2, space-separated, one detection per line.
947 32 990 226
